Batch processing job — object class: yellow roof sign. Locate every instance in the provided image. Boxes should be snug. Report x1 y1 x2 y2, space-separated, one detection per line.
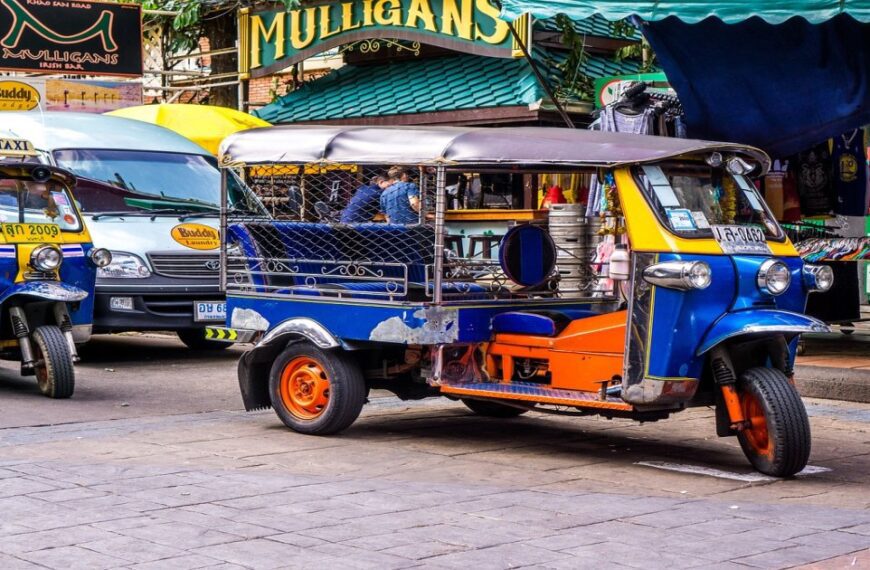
0 138 37 157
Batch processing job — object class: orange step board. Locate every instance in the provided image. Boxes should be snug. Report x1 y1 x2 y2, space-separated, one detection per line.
440 382 633 411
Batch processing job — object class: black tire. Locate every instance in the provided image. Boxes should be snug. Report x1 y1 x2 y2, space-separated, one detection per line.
268 342 365 435
32 325 75 399
462 398 529 418
736 367 810 477
177 329 233 351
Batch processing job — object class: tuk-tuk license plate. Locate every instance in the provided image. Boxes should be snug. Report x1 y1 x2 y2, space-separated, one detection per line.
0 223 61 243
194 301 226 322
711 225 771 255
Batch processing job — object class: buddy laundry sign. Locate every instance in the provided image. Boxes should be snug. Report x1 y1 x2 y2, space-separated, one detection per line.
240 0 518 79
0 0 142 76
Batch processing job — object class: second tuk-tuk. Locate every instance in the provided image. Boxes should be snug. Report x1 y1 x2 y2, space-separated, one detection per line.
213 126 832 477
0 138 110 398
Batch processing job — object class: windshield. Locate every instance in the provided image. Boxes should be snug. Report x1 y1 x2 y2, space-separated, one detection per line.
53 149 263 215
0 175 83 231
635 164 783 240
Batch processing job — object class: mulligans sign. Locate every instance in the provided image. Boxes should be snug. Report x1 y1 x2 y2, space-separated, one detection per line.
240 0 522 79
0 0 143 77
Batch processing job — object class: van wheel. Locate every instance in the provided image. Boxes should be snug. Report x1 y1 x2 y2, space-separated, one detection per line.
462 398 528 418
32 326 75 399
269 342 365 435
737 367 810 477
177 329 232 350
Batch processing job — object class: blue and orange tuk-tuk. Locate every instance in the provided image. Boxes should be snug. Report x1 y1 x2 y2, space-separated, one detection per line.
213 126 832 477
0 138 110 398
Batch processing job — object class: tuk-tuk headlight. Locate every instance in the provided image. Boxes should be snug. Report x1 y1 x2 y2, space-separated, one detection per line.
643 261 712 291
757 259 791 296
88 247 112 268
31 245 62 271
97 251 151 279
803 264 834 293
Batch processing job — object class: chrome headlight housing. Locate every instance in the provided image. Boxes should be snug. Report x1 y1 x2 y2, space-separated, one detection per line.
757 259 791 296
643 261 712 291
803 264 834 293
97 251 151 279
88 247 112 268
31 245 62 271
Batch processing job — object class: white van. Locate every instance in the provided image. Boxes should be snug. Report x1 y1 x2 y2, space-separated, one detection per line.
0 112 264 349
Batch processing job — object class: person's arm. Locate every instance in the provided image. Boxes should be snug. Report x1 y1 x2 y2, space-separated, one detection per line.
408 183 421 212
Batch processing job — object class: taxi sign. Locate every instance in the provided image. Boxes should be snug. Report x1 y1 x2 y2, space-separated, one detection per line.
0 138 37 157
0 223 61 243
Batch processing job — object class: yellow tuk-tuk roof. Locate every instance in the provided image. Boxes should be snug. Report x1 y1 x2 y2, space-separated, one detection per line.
219 126 771 174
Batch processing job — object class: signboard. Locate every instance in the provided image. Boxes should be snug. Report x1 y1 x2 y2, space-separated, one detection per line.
0 77 141 113
594 72 670 108
0 79 42 111
240 0 516 79
0 0 143 77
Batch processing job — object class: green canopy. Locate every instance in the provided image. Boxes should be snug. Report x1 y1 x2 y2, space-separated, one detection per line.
499 1 870 24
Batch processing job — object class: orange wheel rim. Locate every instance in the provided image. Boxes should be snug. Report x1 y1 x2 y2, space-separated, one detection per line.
742 392 773 457
279 356 330 420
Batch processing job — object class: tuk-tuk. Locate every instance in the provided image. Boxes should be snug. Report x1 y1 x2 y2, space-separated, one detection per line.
0 138 110 398
213 126 832 477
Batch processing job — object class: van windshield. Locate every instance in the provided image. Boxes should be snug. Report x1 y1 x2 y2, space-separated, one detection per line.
634 164 783 240
53 149 262 215
0 176 83 231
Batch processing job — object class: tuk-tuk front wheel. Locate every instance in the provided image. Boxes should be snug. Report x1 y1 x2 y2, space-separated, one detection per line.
32 325 75 399
268 342 365 435
737 367 810 477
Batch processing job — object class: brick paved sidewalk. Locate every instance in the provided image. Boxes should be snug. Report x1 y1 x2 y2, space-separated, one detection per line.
0 399 868 569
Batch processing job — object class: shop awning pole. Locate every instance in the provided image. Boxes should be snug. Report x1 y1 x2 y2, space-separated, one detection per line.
508 21 575 129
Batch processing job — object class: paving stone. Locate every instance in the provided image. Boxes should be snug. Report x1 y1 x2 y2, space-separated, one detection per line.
118 521 242 549
0 553 46 569
793 547 870 569
309 542 416 569
192 538 344 570
125 554 222 570
19 544 128 570
380 539 468 560
561 541 712 569
734 546 840 569
0 477 60 497
79 535 184 563
842 523 870 536
423 542 569 569
0 525 120 554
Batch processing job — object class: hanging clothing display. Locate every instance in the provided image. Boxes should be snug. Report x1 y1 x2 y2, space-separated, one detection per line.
831 129 868 216
795 143 834 215
797 237 870 261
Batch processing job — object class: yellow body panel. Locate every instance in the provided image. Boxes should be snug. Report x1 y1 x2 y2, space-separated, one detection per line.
613 168 798 258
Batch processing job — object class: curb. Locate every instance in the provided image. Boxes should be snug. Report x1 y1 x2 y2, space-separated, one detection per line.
794 365 870 404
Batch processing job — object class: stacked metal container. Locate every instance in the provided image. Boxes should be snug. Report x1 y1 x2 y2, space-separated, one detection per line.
548 203 601 297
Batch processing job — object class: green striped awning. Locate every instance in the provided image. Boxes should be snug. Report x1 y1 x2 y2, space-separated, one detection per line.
500 1 870 24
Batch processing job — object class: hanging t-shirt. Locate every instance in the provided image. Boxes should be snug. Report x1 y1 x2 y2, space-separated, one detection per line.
796 143 833 215
831 129 868 216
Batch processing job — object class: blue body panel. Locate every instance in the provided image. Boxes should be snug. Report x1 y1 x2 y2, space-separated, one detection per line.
647 253 812 379
697 309 827 355
58 249 97 327
0 245 96 329
228 294 608 345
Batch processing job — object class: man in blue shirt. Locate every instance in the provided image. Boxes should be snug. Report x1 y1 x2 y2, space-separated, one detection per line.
380 167 421 225
340 176 388 223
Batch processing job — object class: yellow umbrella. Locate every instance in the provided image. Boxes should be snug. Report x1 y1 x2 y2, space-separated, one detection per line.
106 104 269 155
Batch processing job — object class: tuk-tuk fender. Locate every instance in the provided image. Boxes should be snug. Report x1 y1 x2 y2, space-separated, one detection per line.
0 281 88 306
237 318 340 412
697 309 829 356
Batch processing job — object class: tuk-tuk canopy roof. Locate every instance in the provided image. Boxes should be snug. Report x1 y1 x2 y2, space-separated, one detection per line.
498 1 870 23
219 126 770 172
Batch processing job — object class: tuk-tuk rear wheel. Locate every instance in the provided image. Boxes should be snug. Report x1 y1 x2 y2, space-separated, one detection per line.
736 367 810 477
32 325 75 399
268 342 365 435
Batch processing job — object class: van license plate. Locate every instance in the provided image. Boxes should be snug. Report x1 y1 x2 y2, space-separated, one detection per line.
194 301 226 322
711 225 771 255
